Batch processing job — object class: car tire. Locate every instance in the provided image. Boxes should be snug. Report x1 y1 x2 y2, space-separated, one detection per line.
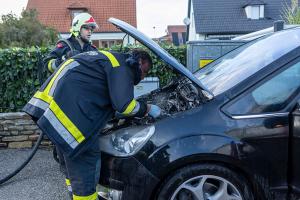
156 163 254 200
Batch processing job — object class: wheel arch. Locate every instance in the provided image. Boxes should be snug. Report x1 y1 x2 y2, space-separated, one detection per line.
151 158 268 200
146 134 270 200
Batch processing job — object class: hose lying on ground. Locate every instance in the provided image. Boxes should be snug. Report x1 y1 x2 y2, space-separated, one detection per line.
0 132 44 185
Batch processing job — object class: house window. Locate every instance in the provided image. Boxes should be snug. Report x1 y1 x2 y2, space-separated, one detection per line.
92 40 99 48
245 5 264 20
251 6 260 19
71 9 85 19
182 32 187 44
172 32 179 46
99 40 123 48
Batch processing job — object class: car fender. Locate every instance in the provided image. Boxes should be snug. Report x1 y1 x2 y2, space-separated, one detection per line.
144 134 253 179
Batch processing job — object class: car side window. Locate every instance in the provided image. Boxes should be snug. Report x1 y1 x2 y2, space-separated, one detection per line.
225 61 300 115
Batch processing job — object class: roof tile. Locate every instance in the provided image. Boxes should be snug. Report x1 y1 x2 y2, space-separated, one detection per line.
26 0 136 33
192 0 293 34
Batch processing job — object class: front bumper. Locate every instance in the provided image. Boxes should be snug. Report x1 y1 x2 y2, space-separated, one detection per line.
99 153 160 200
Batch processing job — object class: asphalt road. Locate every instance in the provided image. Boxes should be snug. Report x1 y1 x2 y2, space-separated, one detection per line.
0 149 69 200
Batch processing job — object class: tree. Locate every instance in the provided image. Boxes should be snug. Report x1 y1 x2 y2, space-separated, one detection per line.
0 9 58 48
282 0 300 24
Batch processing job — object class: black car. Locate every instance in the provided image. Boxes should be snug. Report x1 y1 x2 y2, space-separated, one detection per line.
98 18 300 200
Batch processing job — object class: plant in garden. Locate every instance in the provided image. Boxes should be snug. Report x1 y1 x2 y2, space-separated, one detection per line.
109 43 186 86
0 47 50 112
0 9 58 48
0 44 186 112
282 0 300 24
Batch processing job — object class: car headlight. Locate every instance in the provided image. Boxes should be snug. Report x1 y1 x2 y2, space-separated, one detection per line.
99 125 155 157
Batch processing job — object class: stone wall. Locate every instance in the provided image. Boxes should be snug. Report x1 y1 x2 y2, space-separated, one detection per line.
0 112 52 149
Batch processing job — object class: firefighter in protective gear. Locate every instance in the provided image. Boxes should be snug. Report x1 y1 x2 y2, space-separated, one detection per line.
44 12 98 73
23 49 161 200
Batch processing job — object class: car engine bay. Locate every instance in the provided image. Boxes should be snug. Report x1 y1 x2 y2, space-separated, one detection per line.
101 76 209 134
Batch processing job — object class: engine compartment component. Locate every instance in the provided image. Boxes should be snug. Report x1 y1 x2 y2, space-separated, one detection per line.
139 77 206 115
102 76 208 134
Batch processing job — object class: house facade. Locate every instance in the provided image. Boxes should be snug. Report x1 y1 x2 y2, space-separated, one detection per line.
159 25 187 46
26 0 136 47
187 0 299 41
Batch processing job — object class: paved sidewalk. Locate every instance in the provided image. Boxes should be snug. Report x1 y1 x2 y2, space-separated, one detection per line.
0 149 68 200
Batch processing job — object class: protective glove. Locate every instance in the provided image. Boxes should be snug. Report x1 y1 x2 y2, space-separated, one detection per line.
147 104 161 119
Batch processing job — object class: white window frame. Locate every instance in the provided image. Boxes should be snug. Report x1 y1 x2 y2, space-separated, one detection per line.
245 5 264 20
71 9 85 19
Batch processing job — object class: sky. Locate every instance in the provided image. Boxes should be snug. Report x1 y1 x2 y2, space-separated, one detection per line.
137 0 189 37
0 0 189 38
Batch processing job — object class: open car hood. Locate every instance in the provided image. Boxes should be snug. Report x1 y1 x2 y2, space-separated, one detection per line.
108 18 213 96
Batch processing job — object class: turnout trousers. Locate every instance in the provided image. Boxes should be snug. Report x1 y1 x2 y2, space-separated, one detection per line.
57 136 101 200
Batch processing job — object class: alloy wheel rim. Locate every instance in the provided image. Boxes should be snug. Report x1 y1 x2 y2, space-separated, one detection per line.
170 175 243 200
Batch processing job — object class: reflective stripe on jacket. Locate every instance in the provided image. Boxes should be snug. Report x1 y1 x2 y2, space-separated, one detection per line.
23 50 147 158
43 36 98 73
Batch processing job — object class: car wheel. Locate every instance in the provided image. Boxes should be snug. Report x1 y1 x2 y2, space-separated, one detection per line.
156 164 254 200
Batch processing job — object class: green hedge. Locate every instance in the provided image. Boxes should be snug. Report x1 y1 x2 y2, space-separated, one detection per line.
0 45 186 112
0 47 50 112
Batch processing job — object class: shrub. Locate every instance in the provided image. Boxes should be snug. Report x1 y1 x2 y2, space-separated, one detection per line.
0 45 186 112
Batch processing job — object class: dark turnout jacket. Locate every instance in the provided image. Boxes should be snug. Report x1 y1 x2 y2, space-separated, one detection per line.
23 50 147 158
43 36 98 73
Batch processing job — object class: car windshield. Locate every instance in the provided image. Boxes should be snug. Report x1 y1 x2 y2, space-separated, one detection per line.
194 28 300 96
